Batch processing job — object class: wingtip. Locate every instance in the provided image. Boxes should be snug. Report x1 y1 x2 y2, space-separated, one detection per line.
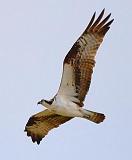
111 18 114 23
37 140 40 145
99 8 105 18
102 8 105 14
93 11 96 16
86 11 96 30
107 13 112 19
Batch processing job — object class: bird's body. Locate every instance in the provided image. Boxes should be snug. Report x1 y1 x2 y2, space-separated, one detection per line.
25 9 114 144
41 96 83 117
40 95 105 122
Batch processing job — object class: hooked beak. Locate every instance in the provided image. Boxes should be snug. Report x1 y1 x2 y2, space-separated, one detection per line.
37 101 41 105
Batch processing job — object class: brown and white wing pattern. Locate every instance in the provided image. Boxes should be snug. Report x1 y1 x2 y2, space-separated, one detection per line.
57 9 114 106
25 109 72 144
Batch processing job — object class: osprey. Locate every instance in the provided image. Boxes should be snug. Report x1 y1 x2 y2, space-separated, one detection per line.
25 9 114 144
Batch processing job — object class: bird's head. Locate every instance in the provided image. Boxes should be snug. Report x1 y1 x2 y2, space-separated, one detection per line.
37 99 54 106
37 99 45 105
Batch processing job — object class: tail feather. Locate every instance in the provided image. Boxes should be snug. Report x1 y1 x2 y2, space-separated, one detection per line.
82 109 105 124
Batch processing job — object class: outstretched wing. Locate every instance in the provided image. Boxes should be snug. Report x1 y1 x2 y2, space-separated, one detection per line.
57 9 114 106
25 109 72 144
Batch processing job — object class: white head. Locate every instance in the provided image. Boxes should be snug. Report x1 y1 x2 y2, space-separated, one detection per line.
37 99 54 106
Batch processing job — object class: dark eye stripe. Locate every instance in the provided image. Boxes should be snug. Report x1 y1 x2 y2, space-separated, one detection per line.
45 99 54 105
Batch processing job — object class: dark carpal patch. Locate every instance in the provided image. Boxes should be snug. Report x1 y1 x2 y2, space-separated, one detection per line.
64 42 80 64
25 116 37 127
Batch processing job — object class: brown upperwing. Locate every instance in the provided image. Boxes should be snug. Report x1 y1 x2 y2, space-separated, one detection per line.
57 9 113 106
25 109 72 144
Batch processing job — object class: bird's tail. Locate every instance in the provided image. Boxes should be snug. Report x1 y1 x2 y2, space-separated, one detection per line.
82 109 105 124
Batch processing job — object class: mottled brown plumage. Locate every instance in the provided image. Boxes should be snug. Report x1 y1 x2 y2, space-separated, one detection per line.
58 9 114 105
25 9 113 144
25 110 72 144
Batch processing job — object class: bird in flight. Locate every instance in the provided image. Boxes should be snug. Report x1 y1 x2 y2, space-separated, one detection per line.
25 9 114 144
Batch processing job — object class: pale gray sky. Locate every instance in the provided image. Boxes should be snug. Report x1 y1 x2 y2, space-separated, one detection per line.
0 0 132 160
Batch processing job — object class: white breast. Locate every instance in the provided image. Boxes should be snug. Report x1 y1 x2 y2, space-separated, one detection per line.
52 95 83 117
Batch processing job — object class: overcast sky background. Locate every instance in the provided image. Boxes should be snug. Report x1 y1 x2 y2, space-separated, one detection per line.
0 0 132 160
